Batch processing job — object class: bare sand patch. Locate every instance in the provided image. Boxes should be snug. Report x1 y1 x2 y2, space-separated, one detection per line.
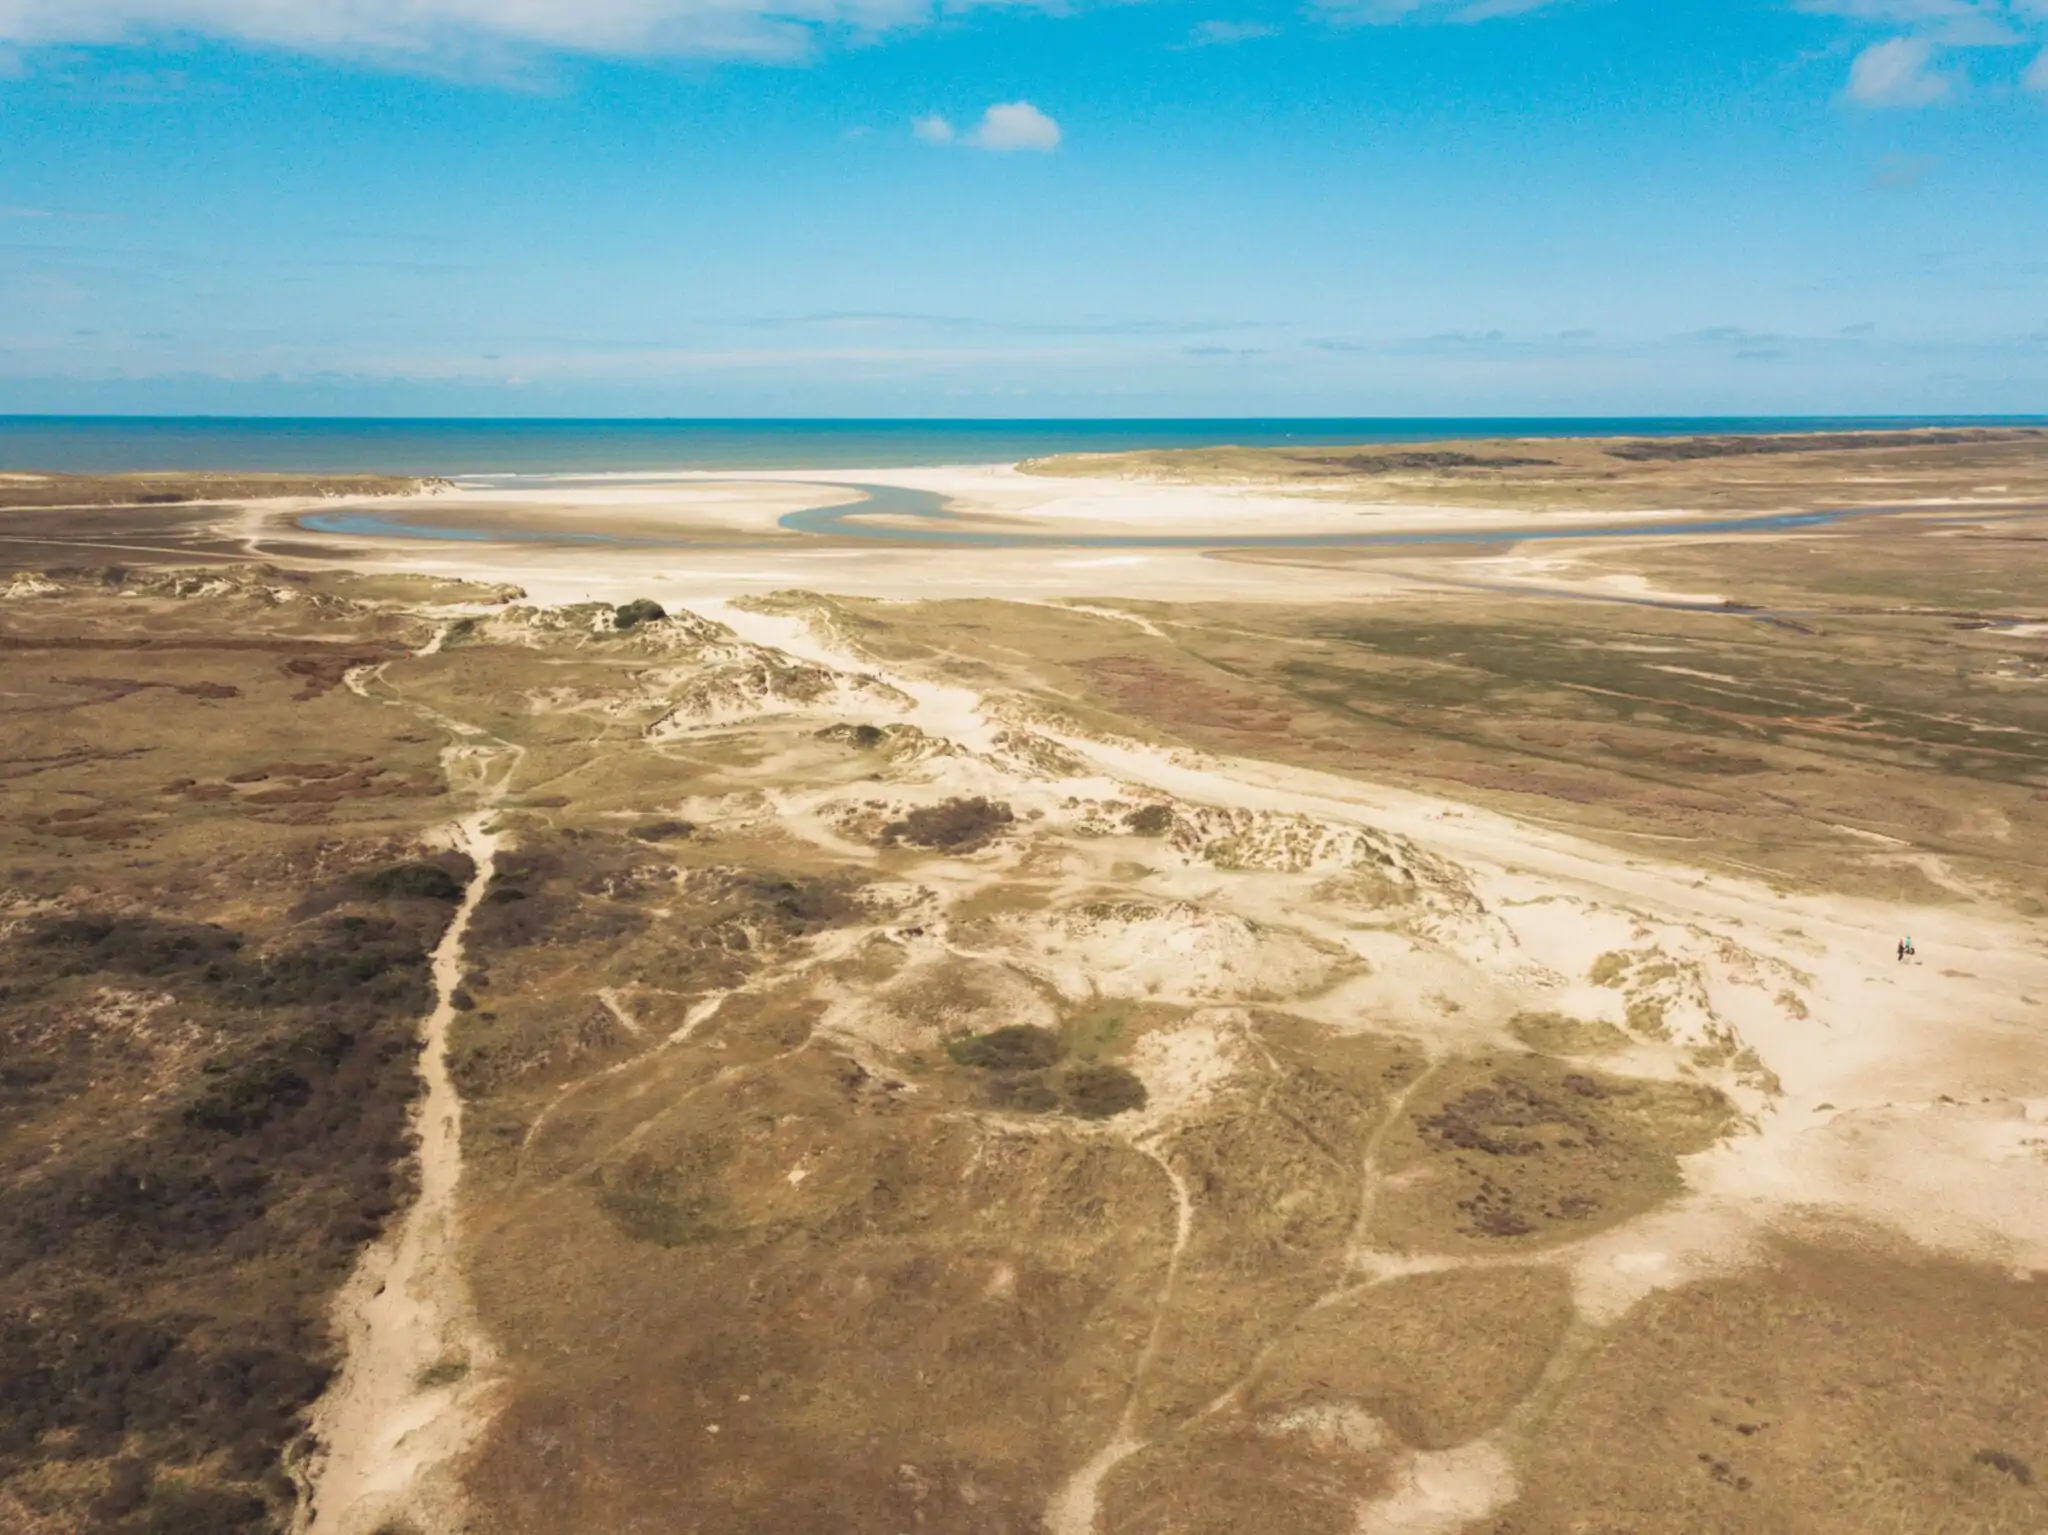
32 451 2034 1535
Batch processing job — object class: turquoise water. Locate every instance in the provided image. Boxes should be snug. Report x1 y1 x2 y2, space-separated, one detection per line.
5 415 2042 475
297 480 2023 553
774 486 1927 547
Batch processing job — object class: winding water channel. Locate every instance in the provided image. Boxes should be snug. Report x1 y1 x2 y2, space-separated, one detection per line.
297 479 2035 552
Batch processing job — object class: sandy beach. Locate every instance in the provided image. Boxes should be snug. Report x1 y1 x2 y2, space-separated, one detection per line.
8 432 2047 1535
225 459 1930 611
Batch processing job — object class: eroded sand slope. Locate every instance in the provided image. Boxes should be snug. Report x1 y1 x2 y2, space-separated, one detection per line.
270 581 2048 1535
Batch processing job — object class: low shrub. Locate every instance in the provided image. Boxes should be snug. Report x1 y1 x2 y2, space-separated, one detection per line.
1061 1063 1148 1119
881 797 1015 852
1126 804 1175 837
948 1026 1066 1072
613 599 666 630
629 820 694 842
356 861 468 902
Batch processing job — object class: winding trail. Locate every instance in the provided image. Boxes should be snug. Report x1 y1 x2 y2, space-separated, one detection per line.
293 663 522 1535
277 589 2047 1535
703 590 2048 1535
1043 1142 1196 1535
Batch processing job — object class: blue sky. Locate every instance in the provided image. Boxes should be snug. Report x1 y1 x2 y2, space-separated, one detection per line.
1 0 2044 416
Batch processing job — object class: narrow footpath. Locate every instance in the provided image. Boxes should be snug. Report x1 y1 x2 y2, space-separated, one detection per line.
293 660 519 1535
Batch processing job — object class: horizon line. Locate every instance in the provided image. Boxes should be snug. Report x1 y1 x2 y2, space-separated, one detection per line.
4 413 2045 427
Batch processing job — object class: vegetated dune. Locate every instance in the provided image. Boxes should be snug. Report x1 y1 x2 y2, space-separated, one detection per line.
0 472 441 509
0 571 470 1534
1019 426 2048 513
4 500 2046 1535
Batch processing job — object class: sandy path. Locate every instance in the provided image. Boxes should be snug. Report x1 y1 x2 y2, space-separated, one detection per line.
276 585 2044 1535
704 591 2048 1535
1042 1142 1197 1535
293 676 521 1535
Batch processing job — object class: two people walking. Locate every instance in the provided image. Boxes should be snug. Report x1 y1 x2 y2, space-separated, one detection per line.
1896 936 1916 963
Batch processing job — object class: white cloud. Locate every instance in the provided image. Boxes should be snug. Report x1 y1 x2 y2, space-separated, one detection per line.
1186 19 1278 44
1318 0 1565 24
1801 1 2020 46
2028 44 2048 85
0 0 1020 67
1805 1 2048 104
1847 35 1953 102
970 100 1060 151
918 101 1061 151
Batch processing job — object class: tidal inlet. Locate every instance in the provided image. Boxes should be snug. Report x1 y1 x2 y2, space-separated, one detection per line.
3 430 2047 1535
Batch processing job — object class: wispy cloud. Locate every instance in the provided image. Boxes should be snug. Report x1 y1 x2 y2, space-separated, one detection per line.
1303 326 1926 362
1183 19 1279 45
2 204 122 222
0 0 1053 70
1847 34 1953 101
1801 1 2023 48
914 101 1061 152
1805 0 2048 105
742 311 1268 337
1318 0 1566 25
1869 151 1939 188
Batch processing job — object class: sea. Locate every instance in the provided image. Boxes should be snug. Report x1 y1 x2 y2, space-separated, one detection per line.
2 416 2041 477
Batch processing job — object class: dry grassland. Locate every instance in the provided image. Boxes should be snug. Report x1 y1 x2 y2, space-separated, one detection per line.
0 473 432 511
3 472 2045 1535
807 511 2048 909
0 569 466 1533
1024 427 2048 512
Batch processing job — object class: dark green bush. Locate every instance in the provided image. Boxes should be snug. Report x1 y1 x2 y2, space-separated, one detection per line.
629 819 694 842
948 1026 1066 1072
882 797 1015 852
613 599 666 630
1126 804 1174 837
1062 1064 1148 1119
595 1150 728 1247
141 1479 270 1535
1973 1448 2034 1486
0 891 448 1517
356 861 467 902
986 1076 1061 1113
